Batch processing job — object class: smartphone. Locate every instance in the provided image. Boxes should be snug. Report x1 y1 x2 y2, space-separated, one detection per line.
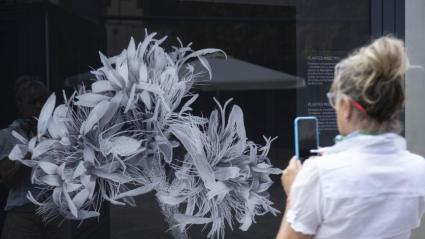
294 116 319 163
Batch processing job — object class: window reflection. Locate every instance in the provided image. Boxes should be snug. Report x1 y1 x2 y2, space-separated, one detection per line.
1 1 370 238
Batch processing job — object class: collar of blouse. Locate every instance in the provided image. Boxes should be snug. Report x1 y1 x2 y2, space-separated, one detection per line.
313 132 406 155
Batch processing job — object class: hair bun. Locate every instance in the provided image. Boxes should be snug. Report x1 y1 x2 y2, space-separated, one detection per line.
333 36 409 126
363 36 409 81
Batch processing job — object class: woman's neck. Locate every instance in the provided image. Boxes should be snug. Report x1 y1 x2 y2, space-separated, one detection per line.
344 118 389 136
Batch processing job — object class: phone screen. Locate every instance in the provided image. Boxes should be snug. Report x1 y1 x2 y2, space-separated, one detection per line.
296 118 318 163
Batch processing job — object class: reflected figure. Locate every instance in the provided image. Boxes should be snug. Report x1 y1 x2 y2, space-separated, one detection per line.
0 184 7 236
0 76 69 239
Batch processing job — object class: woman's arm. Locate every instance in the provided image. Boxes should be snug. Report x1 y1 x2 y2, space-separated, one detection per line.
276 157 314 239
276 198 312 239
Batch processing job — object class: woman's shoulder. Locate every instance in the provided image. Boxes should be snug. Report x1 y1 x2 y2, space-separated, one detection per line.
405 150 425 161
306 146 425 197
304 151 351 171
402 150 425 173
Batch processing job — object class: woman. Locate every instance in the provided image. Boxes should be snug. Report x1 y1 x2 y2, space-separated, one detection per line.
277 36 425 239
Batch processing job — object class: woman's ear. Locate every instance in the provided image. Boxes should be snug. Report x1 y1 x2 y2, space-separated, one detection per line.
341 96 352 120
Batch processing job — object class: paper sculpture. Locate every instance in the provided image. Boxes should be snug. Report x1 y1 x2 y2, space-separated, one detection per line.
9 30 281 239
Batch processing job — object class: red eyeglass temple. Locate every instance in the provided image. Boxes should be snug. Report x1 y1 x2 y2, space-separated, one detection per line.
352 100 368 118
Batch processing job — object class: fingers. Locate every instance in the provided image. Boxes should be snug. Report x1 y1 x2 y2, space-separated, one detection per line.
281 156 302 196
288 156 300 169
295 157 302 168
282 156 302 176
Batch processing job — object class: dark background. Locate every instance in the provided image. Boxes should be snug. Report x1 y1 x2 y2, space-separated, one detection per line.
0 0 404 238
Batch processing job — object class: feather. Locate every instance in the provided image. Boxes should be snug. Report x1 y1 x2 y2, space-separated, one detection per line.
239 214 253 231
255 182 274 193
127 37 136 58
140 90 152 110
225 105 246 156
99 52 125 89
157 192 187 206
214 167 240 181
52 104 69 122
206 181 230 201
93 171 132 184
156 136 173 163
32 139 57 159
80 100 111 135
179 94 198 115
72 162 87 179
100 91 123 128
197 56 213 80
124 84 137 113
27 191 44 206
114 183 156 199
101 136 142 157
136 82 165 96
60 136 71 146
66 183 82 193
138 63 148 82
101 189 126 206
83 147 95 164
8 144 28 161
81 174 96 199
174 214 213 225
11 130 28 144
252 163 282 174
92 80 114 93
138 32 156 57
118 60 129 88
73 189 89 209
28 137 37 152
47 120 68 140
170 124 215 184
57 162 66 180
40 175 61 187
38 161 58 175
77 210 100 220
52 187 62 205
64 187 78 218
74 93 111 107
37 93 56 138
177 48 226 70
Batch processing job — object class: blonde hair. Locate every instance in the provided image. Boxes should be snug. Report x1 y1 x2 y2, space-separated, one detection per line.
331 36 409 132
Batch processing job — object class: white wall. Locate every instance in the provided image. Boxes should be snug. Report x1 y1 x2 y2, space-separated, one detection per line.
406 1 425 238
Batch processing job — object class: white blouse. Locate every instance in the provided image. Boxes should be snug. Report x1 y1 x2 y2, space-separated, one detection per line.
287 133 425 239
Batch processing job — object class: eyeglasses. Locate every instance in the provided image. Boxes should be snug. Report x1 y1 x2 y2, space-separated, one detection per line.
326 91 368 118
326 92 338 108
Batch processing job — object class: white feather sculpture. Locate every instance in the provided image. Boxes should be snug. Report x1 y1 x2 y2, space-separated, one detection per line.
8 30 281 239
